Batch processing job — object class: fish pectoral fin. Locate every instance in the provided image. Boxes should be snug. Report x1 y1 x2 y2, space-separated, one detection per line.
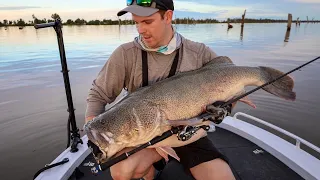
155 147 180 162
239 96 256 108
166 117 204 126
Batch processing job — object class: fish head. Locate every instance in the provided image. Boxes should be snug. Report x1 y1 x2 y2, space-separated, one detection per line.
83 101 166 164
84 121 121 164
83 115 141 164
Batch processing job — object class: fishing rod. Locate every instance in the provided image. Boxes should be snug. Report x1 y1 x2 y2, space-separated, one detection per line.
88 124 211 174
92 126 184 172
221 56 320 108
34 19 83 152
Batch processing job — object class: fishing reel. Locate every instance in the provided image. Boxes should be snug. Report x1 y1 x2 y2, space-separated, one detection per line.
177 125 212 141
204 101 232 124
177 101 232 141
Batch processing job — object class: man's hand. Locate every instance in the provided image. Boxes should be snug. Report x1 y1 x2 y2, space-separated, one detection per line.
205 101 238 124
110 147 163 180
231 101 237 109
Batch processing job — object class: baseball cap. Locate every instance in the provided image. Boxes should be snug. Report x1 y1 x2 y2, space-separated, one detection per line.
117 0 174 17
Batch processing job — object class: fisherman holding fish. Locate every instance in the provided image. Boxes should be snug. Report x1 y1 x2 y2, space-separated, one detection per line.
85 0 237 179
84 0 297 179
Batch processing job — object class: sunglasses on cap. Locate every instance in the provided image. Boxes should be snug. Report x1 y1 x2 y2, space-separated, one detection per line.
127 0 170 11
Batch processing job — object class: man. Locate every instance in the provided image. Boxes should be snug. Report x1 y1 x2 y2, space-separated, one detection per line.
85 0 236 179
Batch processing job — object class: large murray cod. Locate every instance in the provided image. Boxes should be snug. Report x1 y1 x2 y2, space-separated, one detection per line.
84 56 296 163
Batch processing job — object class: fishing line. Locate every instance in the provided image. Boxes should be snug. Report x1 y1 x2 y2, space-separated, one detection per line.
221 56 320 108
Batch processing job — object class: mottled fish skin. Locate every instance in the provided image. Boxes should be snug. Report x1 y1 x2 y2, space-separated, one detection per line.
84 56 296 163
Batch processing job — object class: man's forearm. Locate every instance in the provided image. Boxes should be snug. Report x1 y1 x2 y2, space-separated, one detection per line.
85 101 106 123
85 99 106 119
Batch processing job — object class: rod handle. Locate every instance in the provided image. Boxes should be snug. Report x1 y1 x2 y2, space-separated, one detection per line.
34 22 57 29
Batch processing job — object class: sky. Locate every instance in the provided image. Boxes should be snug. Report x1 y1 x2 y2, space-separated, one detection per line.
0 0 319 22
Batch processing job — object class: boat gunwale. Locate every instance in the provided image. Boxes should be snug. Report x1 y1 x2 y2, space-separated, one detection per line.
218 113 320 180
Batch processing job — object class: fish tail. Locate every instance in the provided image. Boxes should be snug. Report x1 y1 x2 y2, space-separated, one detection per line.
259 66 296 101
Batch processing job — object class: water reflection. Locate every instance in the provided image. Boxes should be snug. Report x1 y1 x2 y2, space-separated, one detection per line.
227 24 232 35
284 28 291 45
240 26 244 41
304 23 309 35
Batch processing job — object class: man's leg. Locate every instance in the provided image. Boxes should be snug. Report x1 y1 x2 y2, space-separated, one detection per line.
110 147 163 180
190 158 235 180
173 136 236 180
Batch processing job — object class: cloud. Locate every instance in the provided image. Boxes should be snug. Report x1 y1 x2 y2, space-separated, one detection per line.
174 1 288 20
247 9 288 19
0 6 42 10
173 1 248 19
174 1 246 14
285 0 320 3
0 2 131 21
1 1 315 21
0 7 130 21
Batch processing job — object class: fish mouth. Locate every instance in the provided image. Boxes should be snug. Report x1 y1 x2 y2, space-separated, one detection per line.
92 145 124 164
92 150 120 165
85 127 119 163
94 150 124 165
87 143 108 164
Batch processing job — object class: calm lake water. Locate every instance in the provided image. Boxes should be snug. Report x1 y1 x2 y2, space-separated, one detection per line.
0 23 319 180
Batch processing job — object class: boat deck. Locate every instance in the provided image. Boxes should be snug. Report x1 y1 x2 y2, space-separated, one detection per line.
70 127 303 180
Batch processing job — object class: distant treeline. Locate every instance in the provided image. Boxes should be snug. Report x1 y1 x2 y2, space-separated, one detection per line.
222 18 319 23
0 13 319 27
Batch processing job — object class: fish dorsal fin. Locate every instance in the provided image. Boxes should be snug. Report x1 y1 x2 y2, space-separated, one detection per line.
205 56 235 67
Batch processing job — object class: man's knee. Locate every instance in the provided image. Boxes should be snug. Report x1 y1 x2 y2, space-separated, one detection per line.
109 148 161 180
110 166 153 180
110 168 130 180
190 158 235 180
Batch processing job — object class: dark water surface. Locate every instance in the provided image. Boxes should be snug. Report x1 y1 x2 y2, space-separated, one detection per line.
0 23 319 180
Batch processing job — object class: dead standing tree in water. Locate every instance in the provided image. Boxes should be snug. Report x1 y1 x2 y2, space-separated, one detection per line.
284 13 292 43
296 17 300 26
240 9 246 41
241 9 246 27
287 13 292 31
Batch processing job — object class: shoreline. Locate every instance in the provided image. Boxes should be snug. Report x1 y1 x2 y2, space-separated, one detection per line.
1 21 320 27
1 20 320 28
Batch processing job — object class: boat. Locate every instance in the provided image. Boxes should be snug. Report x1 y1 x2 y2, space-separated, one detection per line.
33 19 320 180
33 110 320 180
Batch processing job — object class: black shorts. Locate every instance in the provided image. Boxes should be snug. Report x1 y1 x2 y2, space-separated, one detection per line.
153 136 229 171
173 136 229 169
